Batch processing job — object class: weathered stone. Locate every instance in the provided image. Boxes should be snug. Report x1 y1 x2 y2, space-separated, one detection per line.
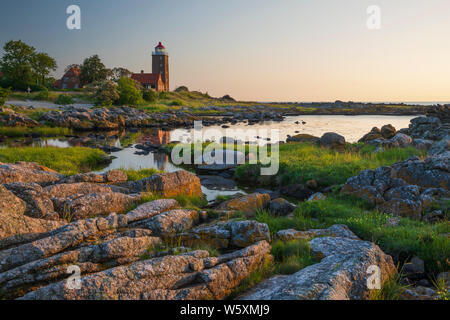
130 209 199 236
403 256 425 278
320 132 346 149
55 192 140 220
381 124 397 139
19 241 271 300
44 183 129 199
132 171 203 198
269 198 296 216
241 236 395 300
280 184 314 201
217 193 270 216
0 162 62 186
276 225 359 242
125 199 179 223
0 186 64 240
286 134 320 144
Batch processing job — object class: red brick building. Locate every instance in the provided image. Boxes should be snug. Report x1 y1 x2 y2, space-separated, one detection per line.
54 67 81 89
131 42 169 92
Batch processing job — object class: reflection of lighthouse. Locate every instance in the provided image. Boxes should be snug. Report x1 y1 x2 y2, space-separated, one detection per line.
157 130 171 145
153 152 169 171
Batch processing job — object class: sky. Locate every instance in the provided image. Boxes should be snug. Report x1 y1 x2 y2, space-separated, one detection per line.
1 0 450 102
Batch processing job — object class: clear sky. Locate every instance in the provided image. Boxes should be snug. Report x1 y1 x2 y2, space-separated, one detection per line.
1 0 449 102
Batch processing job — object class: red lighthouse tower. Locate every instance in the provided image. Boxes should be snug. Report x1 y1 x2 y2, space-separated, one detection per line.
152 42 169 92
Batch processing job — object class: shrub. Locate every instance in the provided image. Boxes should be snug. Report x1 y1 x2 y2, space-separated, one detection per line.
117 77 143 106
170 99 183 106
33 87 49 101
142 88 157 103
55 94 74 105
94 80 119 106
0 87 11 106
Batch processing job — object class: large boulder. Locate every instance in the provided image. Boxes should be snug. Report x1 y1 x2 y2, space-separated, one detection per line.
320 132 346 150
280 184 314 201
0 162 63 186
358 127 383 143
217 193 270 216
381 124 397 139
131 171 203 198
269 198 297 216
241 232 395 300
286 134 320 144
0 185 65 240
130 209 199 236
59 170 128 184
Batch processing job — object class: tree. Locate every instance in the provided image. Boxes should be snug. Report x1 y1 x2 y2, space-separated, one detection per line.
117 77 143 106
142 88 157 103
94 80 119 106
80 55 108 85
0 87 11 106
110 67 132 82
0 40 36 89
31 52 57 87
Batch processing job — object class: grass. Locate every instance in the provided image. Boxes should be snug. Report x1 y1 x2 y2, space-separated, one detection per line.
0 126 71 138
0 146 108 175
118 168 159 181
235 143 425 188
369 272 409 300
255 194 449 274
271 238 321 275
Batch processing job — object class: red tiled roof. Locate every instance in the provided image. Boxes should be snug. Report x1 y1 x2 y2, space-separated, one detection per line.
131 73 161 85
156 42 165 49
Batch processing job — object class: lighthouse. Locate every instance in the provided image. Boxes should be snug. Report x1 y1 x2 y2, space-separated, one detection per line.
152 42 169 92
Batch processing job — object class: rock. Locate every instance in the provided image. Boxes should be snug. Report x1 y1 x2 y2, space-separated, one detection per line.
307 192 326 202
306 180 318 190
125 199 179 223
44 182 129 199
131 171 203 198
269 198 297 216
412 139 434 151
254 189 280 200
177 220 271 249
0 162 63 186
276 225 359 242
341 155 450 219
280 184 314 201
403 256 425 279
4 182 57 220
429 135 450 155
198 175 236 190
359 127 383 143
55 192 140 220
381 124 397 139
216 193 270 216
320 132 346 149
130 209 199 236
286 134 320 144
0 186 64 240
19 241 272 300
401 286 438 300
241 235 395 300
390 133 413 147
437 272 450 286
0 213 126 273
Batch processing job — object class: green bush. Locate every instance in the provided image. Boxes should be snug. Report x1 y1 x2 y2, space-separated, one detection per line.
33 87 49 101
55 94 74 105
170 99 183 106
142 88 157 103
94 80 119 106
0 87 11 106
117 77 143 106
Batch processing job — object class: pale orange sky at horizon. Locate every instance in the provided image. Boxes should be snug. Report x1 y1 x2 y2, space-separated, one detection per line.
1 0 450 102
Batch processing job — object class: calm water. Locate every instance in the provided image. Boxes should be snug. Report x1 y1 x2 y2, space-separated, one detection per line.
2 115 416 201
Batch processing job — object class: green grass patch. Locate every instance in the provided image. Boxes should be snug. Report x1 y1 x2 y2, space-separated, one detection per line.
0 146 108 175
235 143 425 188
271 238 321 275
256 195 449 274
0 126 71 138
118 168 159 181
